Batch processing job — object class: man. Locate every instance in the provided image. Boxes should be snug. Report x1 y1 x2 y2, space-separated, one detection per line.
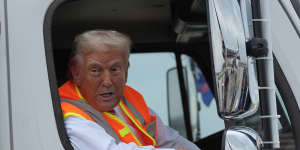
58 30 200 150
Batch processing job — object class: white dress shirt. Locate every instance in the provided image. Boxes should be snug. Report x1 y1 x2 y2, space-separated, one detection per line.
65 107 200 150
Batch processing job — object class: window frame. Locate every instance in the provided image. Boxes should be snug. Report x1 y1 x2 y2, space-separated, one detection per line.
44 0 74 149
44 1 214 149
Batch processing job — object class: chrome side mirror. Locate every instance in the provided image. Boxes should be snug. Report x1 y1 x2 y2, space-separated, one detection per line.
223 127 263 150
208 0 259 119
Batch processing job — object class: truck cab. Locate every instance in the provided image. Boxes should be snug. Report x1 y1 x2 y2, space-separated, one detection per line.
0 0 299 150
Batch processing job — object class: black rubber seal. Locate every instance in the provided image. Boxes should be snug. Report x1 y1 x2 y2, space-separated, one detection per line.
43 0 75 149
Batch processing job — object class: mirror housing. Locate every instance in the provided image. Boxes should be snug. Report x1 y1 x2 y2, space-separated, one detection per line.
166 64 200 141
207 0 259 119
166 67 188 138
222 127 263 150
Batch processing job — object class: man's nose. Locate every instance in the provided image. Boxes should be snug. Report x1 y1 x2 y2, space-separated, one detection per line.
102 71 113 88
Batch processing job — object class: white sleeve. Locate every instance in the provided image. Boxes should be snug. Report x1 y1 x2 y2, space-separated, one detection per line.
149 109 201 150
65 117 174 150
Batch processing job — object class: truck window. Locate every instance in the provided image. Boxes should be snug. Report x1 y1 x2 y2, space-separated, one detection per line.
180 54 224 139
46 0 300 149
127 52 176 125
47 0 220 149
127 52 225 142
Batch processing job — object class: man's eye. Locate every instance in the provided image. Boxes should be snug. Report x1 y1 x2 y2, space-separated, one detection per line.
111 67 121 72
90 68 100 75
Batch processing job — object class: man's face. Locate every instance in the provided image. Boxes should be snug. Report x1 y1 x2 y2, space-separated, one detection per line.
73 45 128 112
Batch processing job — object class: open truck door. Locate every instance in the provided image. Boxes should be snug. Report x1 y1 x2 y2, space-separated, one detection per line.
1 0 299 150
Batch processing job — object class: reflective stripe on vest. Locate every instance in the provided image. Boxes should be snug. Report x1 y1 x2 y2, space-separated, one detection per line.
61 101 94 121
119 100 157 147
102 111 143 146
59 80 157 146
61 98 121 143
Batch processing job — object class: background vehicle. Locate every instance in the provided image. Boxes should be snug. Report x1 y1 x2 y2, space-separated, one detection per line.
0 0 299 150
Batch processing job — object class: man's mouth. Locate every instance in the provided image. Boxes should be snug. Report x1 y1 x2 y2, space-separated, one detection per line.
99 92 114 100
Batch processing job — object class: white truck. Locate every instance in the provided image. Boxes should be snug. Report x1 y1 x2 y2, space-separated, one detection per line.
0 0 299 150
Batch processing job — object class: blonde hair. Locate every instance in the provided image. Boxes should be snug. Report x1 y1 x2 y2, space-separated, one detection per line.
70 29 131 66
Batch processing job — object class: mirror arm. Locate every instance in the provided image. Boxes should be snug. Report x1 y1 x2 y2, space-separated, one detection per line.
246 38 268 58
175 52 193 141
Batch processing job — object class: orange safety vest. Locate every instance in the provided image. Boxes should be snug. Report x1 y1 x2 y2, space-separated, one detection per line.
59 80 158 147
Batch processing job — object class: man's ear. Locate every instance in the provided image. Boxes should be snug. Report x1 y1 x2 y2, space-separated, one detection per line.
70 64 81 85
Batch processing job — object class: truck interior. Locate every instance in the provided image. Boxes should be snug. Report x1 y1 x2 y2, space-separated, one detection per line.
51 0 212 88
44 0 299 149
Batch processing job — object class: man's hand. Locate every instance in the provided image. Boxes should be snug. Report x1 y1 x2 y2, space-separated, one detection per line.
176 146 188 150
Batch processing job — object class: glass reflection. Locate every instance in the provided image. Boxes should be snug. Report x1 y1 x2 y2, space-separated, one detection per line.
208 0 259 119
